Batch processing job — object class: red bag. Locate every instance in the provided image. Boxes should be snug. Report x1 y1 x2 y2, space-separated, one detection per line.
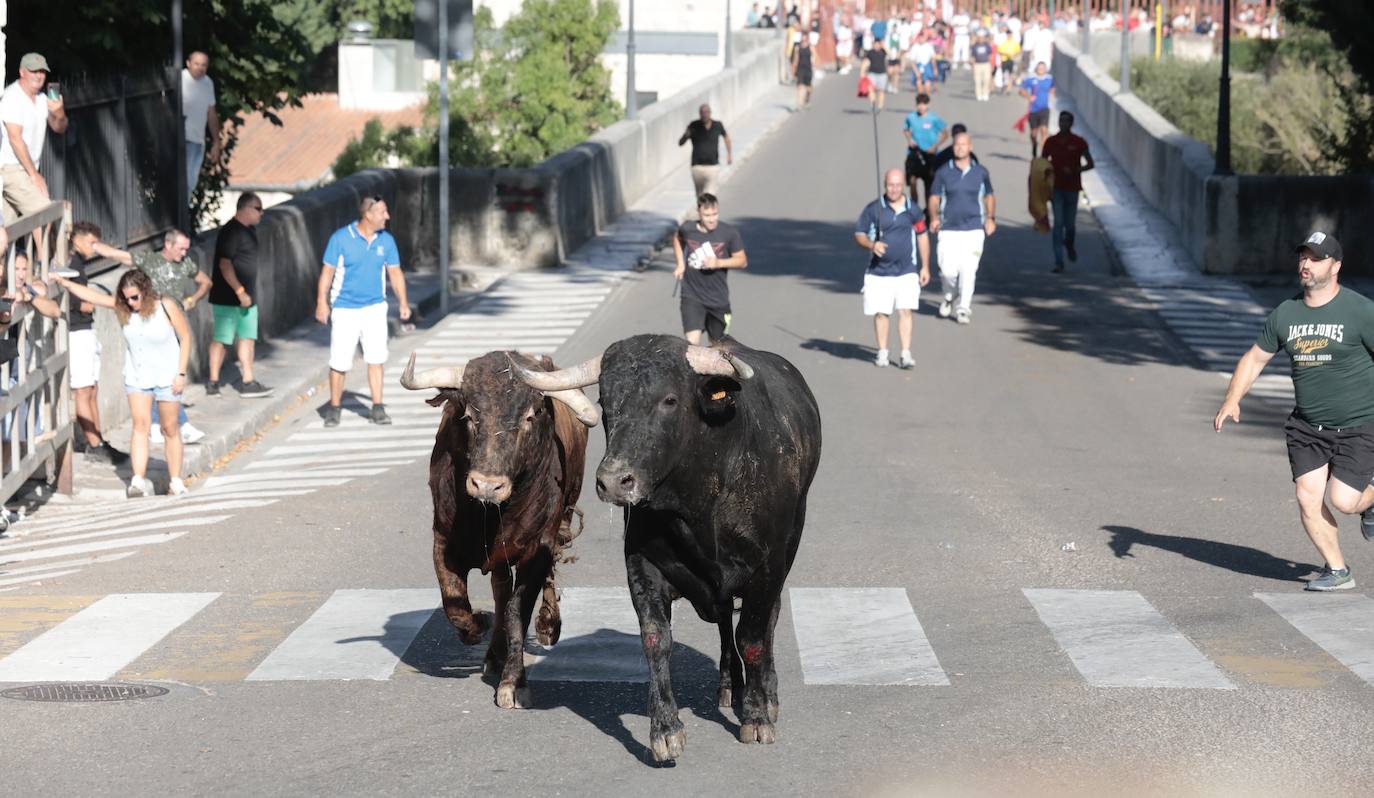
1012 112 1030 133
857 74 872 98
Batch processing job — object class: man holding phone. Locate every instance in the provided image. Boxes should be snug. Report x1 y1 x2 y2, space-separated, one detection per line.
0 53 67 223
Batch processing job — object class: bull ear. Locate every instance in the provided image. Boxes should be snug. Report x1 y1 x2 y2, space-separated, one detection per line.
695 375 740 425
426 387 463 409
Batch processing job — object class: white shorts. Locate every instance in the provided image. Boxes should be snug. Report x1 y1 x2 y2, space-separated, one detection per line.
862 272 922 316
329 302 389 373
69 329 101 389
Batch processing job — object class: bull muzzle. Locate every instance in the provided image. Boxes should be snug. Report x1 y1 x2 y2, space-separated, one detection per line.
595 459 646 506
467 471 513 504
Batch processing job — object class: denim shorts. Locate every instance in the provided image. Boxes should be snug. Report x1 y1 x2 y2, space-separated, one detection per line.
125 384 180 404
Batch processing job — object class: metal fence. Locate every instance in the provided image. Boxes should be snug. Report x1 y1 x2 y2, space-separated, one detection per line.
0 202 74 505
42 67 179 256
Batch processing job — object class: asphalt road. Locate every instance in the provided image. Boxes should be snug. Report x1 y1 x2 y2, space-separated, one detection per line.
3 68 1373 798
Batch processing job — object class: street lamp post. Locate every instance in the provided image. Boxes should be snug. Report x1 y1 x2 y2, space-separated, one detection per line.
438 0 450 313
173 0 188 233
724 0 733 69
1083 0 1091 58
1214 0 1232 174
1120 0 1131 92
626 0 638 119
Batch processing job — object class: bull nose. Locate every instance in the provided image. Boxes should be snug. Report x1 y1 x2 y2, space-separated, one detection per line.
467 471 512 503
595 461 641 505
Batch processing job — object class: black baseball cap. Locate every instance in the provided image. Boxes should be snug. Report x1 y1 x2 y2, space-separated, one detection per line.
1296 231 1343 261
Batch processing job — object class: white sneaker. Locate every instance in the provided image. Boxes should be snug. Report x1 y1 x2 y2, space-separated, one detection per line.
149 426 164 444
181 423 205 444
938 298 953 318
956 309 971 325
126 476 152 499
874 349 889 368
169 477 188 497
899 351 916 369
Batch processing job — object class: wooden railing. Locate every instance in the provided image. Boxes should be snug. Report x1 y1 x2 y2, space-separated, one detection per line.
0 201 74 505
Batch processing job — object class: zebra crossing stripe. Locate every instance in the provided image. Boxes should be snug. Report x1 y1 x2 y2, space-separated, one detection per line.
0 532 188 564
263 440 433 457
0 515 233 550
527 587 647 683
789 588 949 686
1023 589 1234 689
0 551 136 578
244 454 422 470
16 500 273 538
246 589 436 681
203 469 388 487
0 569 83 588
1256 592 1374 686
0 592 220 682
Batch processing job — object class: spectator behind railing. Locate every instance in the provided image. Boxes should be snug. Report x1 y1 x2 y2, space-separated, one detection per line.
65 221 126 465
54 269 193 498
0 250 62 470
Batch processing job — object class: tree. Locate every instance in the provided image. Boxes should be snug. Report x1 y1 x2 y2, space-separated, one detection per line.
1278 1 1374 171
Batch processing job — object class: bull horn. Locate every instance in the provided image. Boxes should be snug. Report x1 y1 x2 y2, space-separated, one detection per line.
510 353 602 391
399 352 466 390
548 389 601 427
685 345 755 381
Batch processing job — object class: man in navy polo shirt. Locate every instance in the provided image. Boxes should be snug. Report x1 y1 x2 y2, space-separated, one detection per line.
929 131 996 325
853 167 931 368
316 195 411 427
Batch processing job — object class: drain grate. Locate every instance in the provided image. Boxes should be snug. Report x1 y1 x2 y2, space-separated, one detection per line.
1 682 170 702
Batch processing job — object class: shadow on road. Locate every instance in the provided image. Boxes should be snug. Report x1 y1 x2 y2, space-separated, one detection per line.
796 336 880 363
402 617 734 765
1101 524 1320 583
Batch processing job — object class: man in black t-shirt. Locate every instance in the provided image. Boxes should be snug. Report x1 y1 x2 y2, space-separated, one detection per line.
66 221 124 464
672 193 747 345
208 192 272 398
679 104 733 200
864 39 889 111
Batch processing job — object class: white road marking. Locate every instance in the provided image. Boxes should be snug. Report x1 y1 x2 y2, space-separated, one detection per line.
202 469 388 488
1257 592 1374 686
527 587 647 683
244 454 421 470
246 588 437 681
18 500 274 538
0 569 83 588
0 592 220 681
0 516 233 550
789 587 949 686
0 532 188 564
262 441 433 456
1023 589 1234 689
0 551 137 577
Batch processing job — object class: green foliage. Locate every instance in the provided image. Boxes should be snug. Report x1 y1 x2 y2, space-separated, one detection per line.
1279 1 1374 171
274 0 416 57
6 0 314 230
333 118 431 178
333 0 623 171
1128 24 1374 175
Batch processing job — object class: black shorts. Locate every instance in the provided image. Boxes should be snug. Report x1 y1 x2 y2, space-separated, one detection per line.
1029 108 1051 129
797 68 813 87
905 148 935 183
680 297 731 341
1284 414 1374 488
887 58 901 68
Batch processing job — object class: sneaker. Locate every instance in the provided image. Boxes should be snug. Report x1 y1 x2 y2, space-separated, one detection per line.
1360 504 1374 542
205 381 221 397
956 309 971 325
149 426 165 444
84 442 127 465
126 476 152 499
1305 566 1355 591
181 423 206 444
1066 241 1078 262
323 405 342 428
169 477 188 497
1052 263 1065 274
874 349 889 368
938 298 953 318
898 351 916 369
370 404 393 425
237 380 274 398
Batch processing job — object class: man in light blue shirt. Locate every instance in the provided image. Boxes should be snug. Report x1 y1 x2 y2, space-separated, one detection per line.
316 195 411 427
902 92 948 212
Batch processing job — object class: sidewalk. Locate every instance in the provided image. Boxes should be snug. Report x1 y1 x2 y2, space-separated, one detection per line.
3 72 811 518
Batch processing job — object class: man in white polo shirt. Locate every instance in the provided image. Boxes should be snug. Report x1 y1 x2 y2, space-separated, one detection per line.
316 195 411 427
0 52 67 223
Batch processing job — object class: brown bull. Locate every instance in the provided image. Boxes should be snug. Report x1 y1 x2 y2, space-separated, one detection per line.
401 350 597 708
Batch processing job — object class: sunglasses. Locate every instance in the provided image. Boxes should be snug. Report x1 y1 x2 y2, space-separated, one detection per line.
123 292 142 304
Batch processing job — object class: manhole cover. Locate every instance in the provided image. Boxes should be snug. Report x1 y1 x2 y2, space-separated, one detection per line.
1 682 170 702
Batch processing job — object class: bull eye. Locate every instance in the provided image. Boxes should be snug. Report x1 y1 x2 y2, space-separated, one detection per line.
661 395 679 409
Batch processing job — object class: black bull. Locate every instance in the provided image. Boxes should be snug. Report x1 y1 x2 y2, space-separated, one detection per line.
517 334 822 762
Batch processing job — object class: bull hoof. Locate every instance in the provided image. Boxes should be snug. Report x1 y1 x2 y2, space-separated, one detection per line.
494 683 530 709
739 721 776 745
535 614 561 647
650 728 686 762
449 610 489 646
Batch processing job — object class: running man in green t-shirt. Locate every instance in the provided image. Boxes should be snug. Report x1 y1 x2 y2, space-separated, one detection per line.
1215 232 1374 591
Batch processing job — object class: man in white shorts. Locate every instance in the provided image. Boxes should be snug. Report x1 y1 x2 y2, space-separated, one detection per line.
853 167 931 369
316 195 410 427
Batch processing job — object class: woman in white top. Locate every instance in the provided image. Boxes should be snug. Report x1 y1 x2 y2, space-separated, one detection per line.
57 268 192 498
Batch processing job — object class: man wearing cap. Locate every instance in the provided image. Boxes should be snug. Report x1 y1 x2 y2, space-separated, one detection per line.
316 195 411 428
1216 233 1374 591
0 53 67 223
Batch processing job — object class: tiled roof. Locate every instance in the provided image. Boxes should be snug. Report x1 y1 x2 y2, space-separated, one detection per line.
227 94 425 189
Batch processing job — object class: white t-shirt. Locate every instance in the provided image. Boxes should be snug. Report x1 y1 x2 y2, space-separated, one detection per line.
0 82 51 169
1030 26 1055 68
1006 16 1023 39
181 69 216 144
952 13 971 38
909 42 936 65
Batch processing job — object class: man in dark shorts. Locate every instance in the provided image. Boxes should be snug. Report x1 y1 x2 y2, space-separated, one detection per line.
902 93 947 215
791 32 814 110
1216 233 1374 591
1018 61 1055 157
672 193 748 344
